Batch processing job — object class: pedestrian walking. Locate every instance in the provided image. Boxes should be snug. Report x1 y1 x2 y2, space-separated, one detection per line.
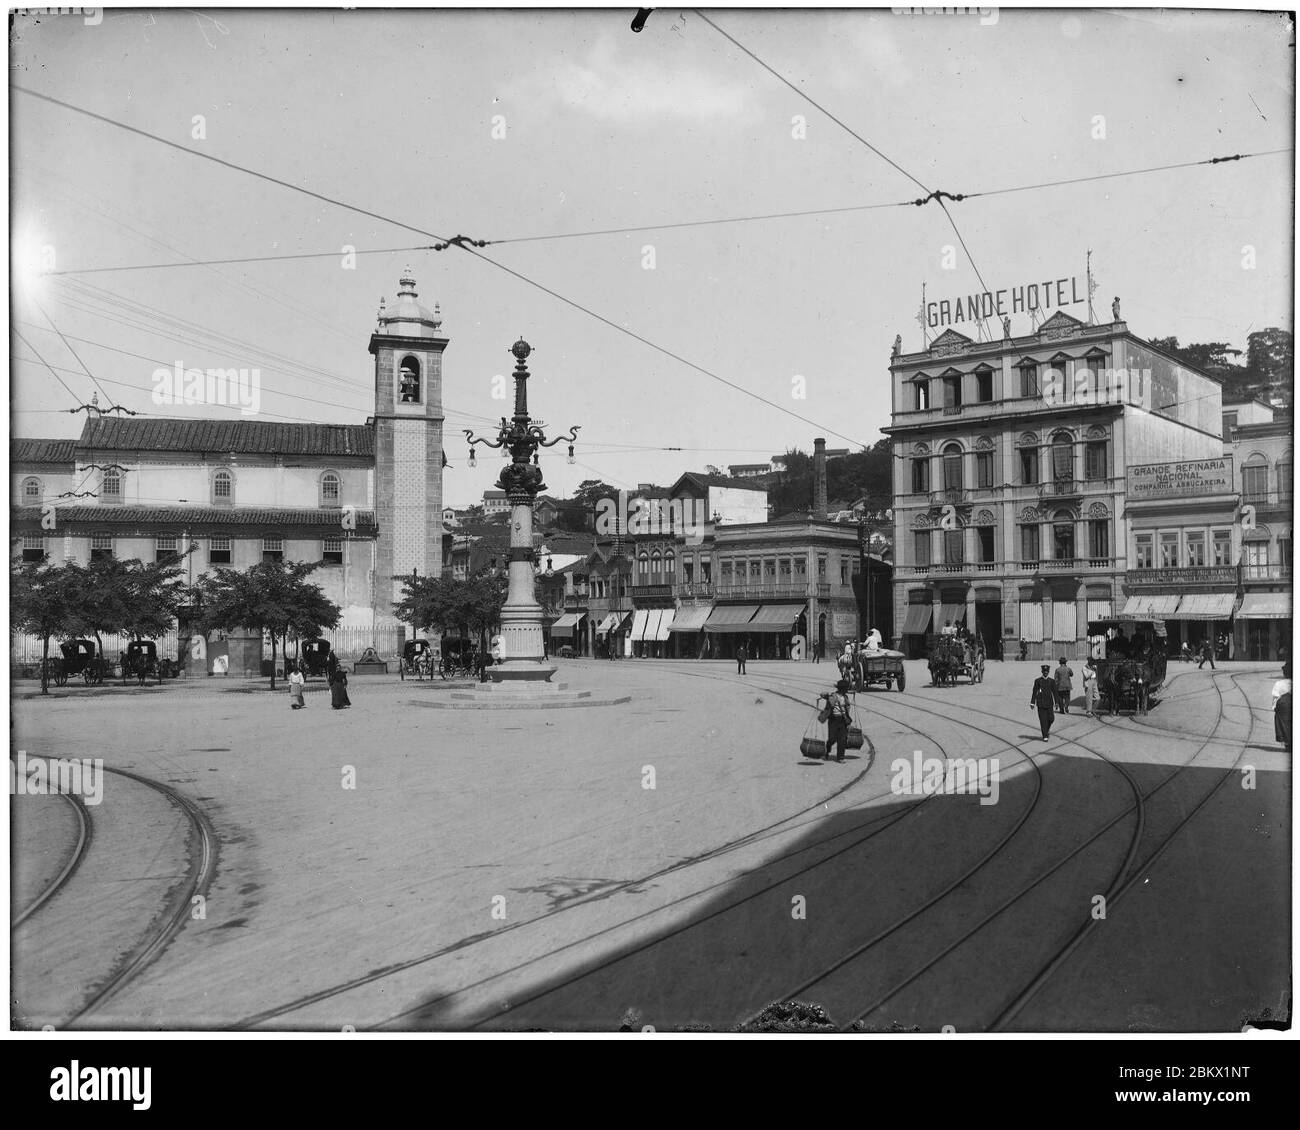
1272 662 1292 751
288 663 306 710
1082 657 1098 716
817 678 854 763
813 639 822 664
736 644 747 675
1054 656 1074 713
329 665 351 710
1030 664 1056 740
1197 638 1216 669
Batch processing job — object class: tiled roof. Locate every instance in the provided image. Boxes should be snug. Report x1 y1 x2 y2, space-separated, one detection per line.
77 417 374 457
11 505 378 532
673 471 768 492
11 438 77 465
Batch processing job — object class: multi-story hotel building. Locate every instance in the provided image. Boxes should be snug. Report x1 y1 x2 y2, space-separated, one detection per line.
887 308 1228 659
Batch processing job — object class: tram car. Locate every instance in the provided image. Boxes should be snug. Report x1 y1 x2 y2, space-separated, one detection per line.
859 649 907 692
45 638 110 687
301 639 334 679
927 634 985 687
1089 616 1168 715
122 639 163 685
399 638 434 680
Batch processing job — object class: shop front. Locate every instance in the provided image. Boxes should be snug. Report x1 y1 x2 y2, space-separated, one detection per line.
1236 591 1292 661
549 612 586 656
668 604 712 658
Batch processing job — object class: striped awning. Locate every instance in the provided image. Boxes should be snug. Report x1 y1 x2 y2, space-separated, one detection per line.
704 605 759 633
901 604 932 634
550 612 585 637
596 612 628 634
1165 592 1237 621
630 609 650 641
654 609 676 640
748 604 803 630
1237 592 1291 620
938 603 967 628
669 605 713 632
1121 594 1181 617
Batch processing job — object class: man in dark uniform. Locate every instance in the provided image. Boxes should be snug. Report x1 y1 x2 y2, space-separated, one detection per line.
736 643 747 675
1030 664 1057 740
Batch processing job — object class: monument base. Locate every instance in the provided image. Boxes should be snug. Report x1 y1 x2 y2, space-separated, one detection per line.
487 659 557 684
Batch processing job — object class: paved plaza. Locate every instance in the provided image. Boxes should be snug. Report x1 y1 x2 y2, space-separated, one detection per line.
10 657 1290 1033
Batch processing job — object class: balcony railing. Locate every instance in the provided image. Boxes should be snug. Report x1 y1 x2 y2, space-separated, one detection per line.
897 558 1119 578
714 582 832 600
1242 563 1293 581
942 404 963 416
630 583 673 599
1039 479 1082 498
929 488 971 506
675 581 716 599
1126 566 1238 586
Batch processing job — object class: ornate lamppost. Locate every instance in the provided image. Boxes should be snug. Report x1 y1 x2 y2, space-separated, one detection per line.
465 339 579 685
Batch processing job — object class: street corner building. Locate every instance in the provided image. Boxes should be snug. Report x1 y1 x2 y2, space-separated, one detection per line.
10 271 450 675
886 308 1292 661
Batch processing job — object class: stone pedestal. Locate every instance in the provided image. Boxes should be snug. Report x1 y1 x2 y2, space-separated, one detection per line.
489 492 557 688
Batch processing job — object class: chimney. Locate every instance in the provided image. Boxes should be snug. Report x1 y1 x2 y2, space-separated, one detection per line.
813 438 828 520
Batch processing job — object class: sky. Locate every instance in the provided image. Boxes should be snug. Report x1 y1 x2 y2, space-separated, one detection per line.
9 5 1295 507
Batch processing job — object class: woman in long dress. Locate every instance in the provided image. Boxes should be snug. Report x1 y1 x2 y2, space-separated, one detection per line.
329 666 351 709
288 664 306 709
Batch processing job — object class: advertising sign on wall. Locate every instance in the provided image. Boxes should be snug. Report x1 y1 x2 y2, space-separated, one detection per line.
1127 457 1234 500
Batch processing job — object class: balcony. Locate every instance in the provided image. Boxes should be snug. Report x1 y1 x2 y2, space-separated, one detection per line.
563 592 589 609
1039 479 1082 499
714 582 831 601
942 404 963 416
1243 563 1293 581
897 558 1119 578
929 488 972 507
675 581 716 599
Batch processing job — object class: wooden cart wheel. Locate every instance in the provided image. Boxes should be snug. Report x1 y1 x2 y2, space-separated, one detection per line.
897 669 906 691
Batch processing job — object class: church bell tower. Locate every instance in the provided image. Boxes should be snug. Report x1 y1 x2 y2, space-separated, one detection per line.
369 268 446 629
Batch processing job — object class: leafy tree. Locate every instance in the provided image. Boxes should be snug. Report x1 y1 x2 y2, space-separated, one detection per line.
1246 327 1293 405
10 561 79 694
394 568 508 653
198 560 340 689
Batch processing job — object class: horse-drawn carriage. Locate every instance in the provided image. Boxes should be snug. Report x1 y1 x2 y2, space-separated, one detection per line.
301 639 334 679
928 634 985 686
399 638 434 680
859 648 907 692
439 637 476 679
1090 616 1168 715
122 639 164 685
44 639 112 687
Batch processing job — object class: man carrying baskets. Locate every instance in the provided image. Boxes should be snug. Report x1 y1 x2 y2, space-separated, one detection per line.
818 678 854 763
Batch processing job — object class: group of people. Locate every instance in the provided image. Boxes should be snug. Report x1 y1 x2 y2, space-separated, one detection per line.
1029 655 1104 738
287 655 352 711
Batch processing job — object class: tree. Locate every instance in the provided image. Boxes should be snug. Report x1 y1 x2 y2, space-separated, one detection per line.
1246 328 1293 406
10 561 79 695
394 568 508 653
198 560 340 689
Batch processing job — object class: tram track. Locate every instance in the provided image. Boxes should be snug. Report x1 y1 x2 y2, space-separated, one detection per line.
361 664 1055 1030
13 757 219 1029
12 790 92 929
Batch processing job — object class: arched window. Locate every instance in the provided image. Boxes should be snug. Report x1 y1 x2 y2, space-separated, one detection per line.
664 550 676 579
320 471 342 508
22 477 41 504
638 552 650 579
1278 451 1293 503
212 469 234 505
1242 452 1269 503
101 467 123 503
914 376 930 411
1052 509 1075 561
398 356 422 404
1051 432 1074 490
650 551 661 577
942 442 963 495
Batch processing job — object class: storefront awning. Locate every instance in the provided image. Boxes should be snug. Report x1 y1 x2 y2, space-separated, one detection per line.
748 603 804 630
637 609 663 641
901 604 932 634
704 605 759 633
938 602 967 629
1121 594 1181 617
630 609 650 641
1166 592 1237 621
1237 592 1292 620
669 605 713 632
595 612 629 634
654 610 676 640
550 612 585 637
